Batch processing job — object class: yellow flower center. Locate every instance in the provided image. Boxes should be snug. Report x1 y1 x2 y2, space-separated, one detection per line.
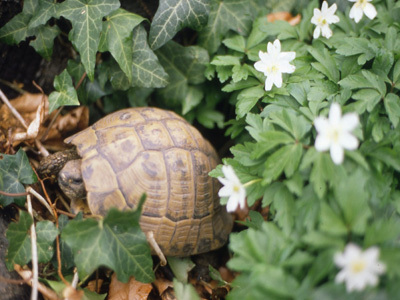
318 16 327 25
356 0 367 8
233 185 240 193
351 259 366 274
267 64 279 74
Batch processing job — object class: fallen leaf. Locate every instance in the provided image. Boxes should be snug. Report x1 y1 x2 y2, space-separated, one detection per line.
267 11 301 25
153 278 173 296
108 273 153 300
86 279 104 293
63 286 84 300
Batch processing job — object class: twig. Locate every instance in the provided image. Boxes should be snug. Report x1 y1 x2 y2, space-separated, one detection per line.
0 190 29 197
26 187 55 217
35 139 49 157
0 275 26 285
14 265 62 300
146 231 167 266
40 107 63 142
26 194 38 300
71 268 79 288
56 208 76 218
0 89 28 129
0 79 26 94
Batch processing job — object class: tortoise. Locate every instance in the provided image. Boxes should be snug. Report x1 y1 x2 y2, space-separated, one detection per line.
38 107 233 256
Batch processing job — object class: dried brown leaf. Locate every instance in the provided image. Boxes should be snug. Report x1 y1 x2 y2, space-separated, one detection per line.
108 273 153 300
62 286 84 300
86 279 104 293
267 11 301 25
153 278 173 295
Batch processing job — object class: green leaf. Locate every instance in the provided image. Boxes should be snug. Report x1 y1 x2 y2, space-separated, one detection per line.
98 9 144 84
384 93 400 128
0 149 37 206
235 86 265 118
36 221 59 263
272 186 295 234
61 199 154 283
269 109 312 141
29 0 58 28
263 144 302 184
222 34 246 52
351 88 381 114
5 211 33 269
319 202 347 236
48 69 79 113
57 0 120 80
156 41 209 104
131 25 169 88
29 24 60 60
308 47 339 82
364 219 400 247
334 170 371 235
0 13 32 44
168 257 195 283
210 55 241 66
251 131 294 158
149 0 209 50
393 59 400 84
335 37 377 64
6 212 58 270
198 0 252 54
173 278 201 300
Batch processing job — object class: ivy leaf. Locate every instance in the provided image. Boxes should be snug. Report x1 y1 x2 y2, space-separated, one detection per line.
48 69 80 113
61 197 154 283
149 0 209 50
57 0 120 80
156 41 209 105
0 13 32 44
29 0 58 28
6 211 32 270
131 25 169 88
0 149 37 206
98 8 144 84
6 211 59 269
198 0 252 54
30 24 60 60
36 221 59 263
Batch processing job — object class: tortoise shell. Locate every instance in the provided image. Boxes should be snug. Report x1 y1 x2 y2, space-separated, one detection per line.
64 107 233 256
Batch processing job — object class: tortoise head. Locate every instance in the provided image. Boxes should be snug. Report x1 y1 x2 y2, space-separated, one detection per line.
58 159 86 201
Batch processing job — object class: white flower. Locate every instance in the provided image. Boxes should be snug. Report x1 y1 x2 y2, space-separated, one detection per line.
334 243 386 292
314 103 359 165
254 39 296 91
217 165 246 212
349 0 377 23
311 1 340 39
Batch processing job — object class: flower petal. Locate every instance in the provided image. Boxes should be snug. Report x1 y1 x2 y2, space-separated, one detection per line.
329 103 342 124
265 76 274 91
321 25 333 39
314 117 329 133
330 143 344 164
339 132 359 150
254 61 268 75
313 26 321 39
364 3 377 20
226 195 239 212
315 134 331 151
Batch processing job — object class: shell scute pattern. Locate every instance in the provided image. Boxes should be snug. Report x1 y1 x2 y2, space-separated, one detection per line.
65 107 232 256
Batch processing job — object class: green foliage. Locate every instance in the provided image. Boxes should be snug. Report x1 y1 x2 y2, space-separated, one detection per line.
61 198 154 283
6 211 59 269
3 0 400 298
0 149 37 206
